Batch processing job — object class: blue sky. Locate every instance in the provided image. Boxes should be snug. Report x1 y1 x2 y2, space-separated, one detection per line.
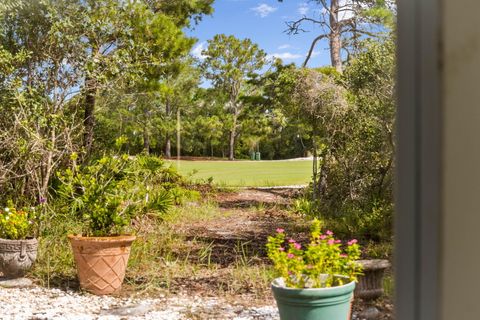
186 0 332 68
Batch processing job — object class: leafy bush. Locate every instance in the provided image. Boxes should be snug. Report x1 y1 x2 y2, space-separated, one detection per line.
291 197 318 216
56 154 181 236
310 201 392 244
291 38 395 243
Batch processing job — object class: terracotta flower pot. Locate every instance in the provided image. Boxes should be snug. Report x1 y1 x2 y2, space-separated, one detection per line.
68 235 136 295
0 238 38 278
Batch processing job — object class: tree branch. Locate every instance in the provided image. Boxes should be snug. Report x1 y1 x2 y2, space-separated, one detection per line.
303 34 328 67
284 17 326 35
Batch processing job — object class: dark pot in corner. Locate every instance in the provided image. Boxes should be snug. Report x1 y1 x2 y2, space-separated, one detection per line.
354 259 391 300
0 238 38 278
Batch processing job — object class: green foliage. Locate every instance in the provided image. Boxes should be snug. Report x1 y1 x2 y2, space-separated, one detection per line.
0 201 38 240
202 34 267 159
266 219 362 289
56 155 136 236
56 155 179 236
202 34 266 92
292 36 396 242
147 0 214 27
363 241 393 260
291 198 317 217
322 201 393 242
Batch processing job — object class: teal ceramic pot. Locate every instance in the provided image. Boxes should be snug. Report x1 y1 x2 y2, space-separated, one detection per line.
271 277 356 320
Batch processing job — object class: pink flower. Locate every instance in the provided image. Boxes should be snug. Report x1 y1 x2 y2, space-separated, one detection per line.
348 239 358 245
335 240 342 244
288 238 296 243
294 243 301 250
320 235 327 240
287 253 295 259
326 230 333 236
327 239 335 245
306 264 313 269
340 254 348 258
279 247 285 251
276 228 285 233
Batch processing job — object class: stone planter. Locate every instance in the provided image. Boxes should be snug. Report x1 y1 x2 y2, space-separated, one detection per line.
354 259 391 300
68 235 135 295
0 238 38 278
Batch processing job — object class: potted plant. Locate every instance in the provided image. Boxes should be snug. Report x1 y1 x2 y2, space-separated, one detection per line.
58 155 142 295
0 201 39 278
354 259 391 300
266 219 362 320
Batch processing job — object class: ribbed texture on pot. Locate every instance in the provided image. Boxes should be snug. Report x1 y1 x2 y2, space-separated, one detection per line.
0 238 38 278
68 235 135 295
354 259 390 300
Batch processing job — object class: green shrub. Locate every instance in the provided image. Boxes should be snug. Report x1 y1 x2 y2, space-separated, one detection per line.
321 201 393 242
291 197 318 216
55 154 183 236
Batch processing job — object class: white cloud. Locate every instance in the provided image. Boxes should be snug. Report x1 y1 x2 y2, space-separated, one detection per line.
298 3 309 16
267 52 303 61
251 3 277 18
278 44 292 50
191 42 207 60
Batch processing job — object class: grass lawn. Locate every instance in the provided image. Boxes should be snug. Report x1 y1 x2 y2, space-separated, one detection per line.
168 159 312 187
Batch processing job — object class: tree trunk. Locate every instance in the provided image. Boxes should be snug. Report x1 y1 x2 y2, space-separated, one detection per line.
228 113 237 161
165 135 171 158
318 156 329 197
40 128 56 202
176 108 181 160
143 129 150 154
164 99 172 158
312 145 318 202
83 76 96 156
329 0 343 73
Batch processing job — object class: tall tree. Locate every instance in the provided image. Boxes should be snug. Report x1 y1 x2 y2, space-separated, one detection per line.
35 0 212 157
0 1 83 202
77 0 211 156
202 34 267 160
160 60 201 158
279 0 394 72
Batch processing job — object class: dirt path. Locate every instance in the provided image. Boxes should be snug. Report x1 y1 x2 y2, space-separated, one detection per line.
178 188 308 267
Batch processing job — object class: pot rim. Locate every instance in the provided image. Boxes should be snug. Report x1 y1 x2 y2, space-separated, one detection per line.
67 234 136 242
0 237 38 243
271 276 355 292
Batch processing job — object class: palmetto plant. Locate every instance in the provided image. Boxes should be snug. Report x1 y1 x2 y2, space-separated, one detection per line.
56 155 176 236
0 0 23 13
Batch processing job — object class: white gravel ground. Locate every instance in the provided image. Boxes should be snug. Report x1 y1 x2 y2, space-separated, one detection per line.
0 286 278 320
